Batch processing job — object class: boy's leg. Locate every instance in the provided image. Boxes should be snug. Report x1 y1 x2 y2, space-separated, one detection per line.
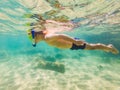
85 43 119 54
51 35 119 54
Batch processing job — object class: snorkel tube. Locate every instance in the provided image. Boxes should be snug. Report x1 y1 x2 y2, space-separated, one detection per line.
27 29 36 47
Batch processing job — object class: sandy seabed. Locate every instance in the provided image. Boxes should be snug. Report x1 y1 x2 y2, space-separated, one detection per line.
0 51 120 90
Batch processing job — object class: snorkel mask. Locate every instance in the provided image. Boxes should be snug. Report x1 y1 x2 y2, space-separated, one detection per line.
27 29 36 47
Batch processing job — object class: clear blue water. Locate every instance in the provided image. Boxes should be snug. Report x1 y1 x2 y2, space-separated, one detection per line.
0 0 120 90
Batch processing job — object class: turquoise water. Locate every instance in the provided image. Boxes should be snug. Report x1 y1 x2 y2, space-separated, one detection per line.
0 0 120 90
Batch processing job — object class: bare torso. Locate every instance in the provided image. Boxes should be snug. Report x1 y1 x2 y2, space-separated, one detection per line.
44 34 73 49
34 30 85 49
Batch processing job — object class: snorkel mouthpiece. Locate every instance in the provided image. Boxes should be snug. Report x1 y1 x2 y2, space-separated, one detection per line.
27 29 36 47
32 43 36 47
31 29 36 47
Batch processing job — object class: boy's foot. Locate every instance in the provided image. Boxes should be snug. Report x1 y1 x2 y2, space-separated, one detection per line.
108 44 119 54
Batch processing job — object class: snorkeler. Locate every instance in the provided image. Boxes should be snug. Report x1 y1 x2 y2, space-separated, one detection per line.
26 12 119 55
27 14 119 55
28 29 119 55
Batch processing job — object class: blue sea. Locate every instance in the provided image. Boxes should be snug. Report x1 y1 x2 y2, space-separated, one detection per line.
0 0 120 90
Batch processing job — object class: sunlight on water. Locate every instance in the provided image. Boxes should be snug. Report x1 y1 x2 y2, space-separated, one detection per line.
0 0 120 90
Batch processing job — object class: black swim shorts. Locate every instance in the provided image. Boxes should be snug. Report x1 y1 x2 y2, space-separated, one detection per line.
70 43 86 50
